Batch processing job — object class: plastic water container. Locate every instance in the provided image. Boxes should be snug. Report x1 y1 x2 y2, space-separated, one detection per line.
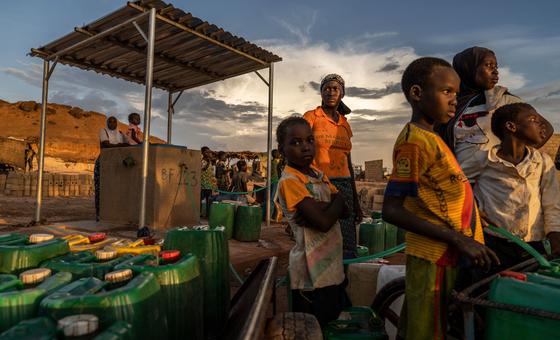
63 234 119 252
108 239 161 256
359 221 385 255
39 271 166 340
356 245 369 257
0 233 29 246
396 228 406 245
0 237 69 274
208 202 236 240
323 306 388 339
384 222 398 250
41 251 134 279
0 316 134 340
234 205 262 242
0 271 72 332
486 275 560 340
164 226 230 339
115 252 203 340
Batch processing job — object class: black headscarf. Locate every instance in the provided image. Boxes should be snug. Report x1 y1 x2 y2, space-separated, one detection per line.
436 47 496 148
453 46 496 103
320 73 352 115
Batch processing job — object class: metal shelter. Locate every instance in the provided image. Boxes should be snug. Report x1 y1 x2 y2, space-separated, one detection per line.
30 0 282 228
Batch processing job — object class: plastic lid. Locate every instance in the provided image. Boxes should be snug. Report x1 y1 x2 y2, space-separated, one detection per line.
499 271 527 281
160 250 181 262
88 232 107 243
95 249 117 261
20 268 51 284
29 233 54 244
105 269 133 283
58 314 99 337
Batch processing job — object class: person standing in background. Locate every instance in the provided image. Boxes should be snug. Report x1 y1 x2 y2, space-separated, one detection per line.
303 74 362 258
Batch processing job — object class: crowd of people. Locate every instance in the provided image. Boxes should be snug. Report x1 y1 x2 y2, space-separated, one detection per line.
92 45 560 338
275 46 560 338
198 147 285 217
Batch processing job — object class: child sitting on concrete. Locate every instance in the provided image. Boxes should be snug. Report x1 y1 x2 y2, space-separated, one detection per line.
126 112 143 145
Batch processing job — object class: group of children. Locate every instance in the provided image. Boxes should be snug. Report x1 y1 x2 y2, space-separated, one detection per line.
199 147 285 216
95 112 144 225
276 47 560 337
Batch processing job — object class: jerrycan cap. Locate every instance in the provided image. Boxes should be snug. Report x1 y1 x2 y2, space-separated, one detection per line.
20 268 52 284
58 314 99 337
105 269 133 283
29 233 54 244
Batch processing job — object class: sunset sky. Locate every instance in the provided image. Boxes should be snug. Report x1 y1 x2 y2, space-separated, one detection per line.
1 0 560 168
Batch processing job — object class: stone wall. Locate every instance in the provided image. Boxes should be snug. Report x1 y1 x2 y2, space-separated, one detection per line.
0 171 93 197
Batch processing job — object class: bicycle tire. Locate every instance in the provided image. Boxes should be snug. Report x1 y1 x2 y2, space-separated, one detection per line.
371 276 405 327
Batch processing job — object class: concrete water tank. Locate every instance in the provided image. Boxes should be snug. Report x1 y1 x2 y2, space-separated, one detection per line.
99 145 200 229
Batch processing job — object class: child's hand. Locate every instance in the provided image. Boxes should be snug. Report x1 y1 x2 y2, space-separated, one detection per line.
454 236 500 270
547 232 560 257
331 194 350 219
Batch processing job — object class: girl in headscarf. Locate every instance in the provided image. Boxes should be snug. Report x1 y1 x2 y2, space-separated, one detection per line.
303 74 362 258
439 46 553 179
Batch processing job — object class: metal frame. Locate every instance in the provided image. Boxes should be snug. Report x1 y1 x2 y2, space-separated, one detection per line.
32 6 277 229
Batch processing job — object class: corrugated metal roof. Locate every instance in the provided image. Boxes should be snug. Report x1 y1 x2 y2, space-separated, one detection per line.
30 0 282 92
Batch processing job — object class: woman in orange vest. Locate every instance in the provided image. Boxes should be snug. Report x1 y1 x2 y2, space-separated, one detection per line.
303 74 362 258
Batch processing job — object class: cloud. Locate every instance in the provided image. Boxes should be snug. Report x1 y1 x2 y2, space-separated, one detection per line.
345 83 401 99
378 61 400 73
515 81 560 128
274 10 317 46
498 67 527 91
3 34 420 165
50 90 119 114
307 81 401 100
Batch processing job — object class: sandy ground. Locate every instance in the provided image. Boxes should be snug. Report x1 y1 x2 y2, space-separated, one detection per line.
0 195 95 227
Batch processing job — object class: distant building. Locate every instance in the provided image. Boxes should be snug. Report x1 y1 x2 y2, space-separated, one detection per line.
364 160 384 182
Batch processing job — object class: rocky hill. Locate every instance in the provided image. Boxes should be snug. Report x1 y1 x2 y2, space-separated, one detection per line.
0 99 164 165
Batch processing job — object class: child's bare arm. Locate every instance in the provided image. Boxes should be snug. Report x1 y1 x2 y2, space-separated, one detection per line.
295 194 346 233
383 195 500 269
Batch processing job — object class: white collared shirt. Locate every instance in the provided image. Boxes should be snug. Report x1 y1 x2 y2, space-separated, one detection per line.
473 145 560 241
99 128 125 145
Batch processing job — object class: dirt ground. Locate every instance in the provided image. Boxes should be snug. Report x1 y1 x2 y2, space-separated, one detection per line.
0 195 95 227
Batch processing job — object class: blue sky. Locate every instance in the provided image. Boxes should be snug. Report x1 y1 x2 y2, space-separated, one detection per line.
2 0 560 166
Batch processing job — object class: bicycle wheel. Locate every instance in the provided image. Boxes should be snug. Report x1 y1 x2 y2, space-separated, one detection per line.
371 276 405 328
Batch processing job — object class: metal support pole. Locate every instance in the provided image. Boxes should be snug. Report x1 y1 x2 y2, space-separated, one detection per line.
167 91 173 144
34 60 50 223
138 7 156 229
265 63 274 227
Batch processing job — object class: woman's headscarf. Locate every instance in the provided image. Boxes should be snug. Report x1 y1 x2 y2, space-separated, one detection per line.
452 46 496 98
436 47 496 148
320 73 352 115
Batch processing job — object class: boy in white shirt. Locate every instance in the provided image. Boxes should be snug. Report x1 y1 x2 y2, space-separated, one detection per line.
473 103 560 267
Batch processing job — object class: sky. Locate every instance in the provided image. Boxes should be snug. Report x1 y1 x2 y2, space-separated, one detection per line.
1 0 560 168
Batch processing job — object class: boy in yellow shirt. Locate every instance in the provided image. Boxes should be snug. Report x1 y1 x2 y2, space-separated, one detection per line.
382 57 499 339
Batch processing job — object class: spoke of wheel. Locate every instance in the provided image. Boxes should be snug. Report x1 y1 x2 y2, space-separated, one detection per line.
385 308 400 327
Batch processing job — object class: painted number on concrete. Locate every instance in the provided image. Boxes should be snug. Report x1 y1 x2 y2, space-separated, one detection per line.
161 168 197 187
